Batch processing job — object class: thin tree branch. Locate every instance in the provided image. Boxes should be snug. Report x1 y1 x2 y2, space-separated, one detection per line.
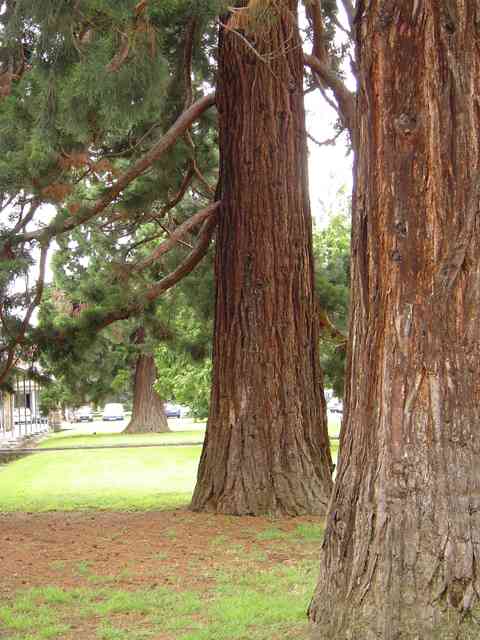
100 165 195 231
304 53 355 134
161 166 195 217
183 18 197 110
308 129 344 148
0 243 49 384
158 223 193 250
129 201 220 273
11 199 41 235
90 211 219 332
318 305 347 346
339 0 355 31
13 93 216 245
143 212 218 303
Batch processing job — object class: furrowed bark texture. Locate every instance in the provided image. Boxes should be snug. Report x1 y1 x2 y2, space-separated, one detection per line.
310 3 480 638
124 353 169 433
190 0 333 516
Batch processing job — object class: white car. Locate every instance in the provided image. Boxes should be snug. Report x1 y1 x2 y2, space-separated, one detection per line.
103 403 125 421
75 405 93 422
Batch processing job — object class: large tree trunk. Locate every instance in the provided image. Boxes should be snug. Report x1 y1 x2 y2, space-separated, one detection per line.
310 3 480 638
124 353 169 433
191 0 333 516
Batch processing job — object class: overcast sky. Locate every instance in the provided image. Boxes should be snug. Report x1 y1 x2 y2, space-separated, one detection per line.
306 95 353 225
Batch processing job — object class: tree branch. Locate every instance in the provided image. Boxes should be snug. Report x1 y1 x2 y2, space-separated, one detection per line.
13 93 216 245
303 0 356 135
339 0 355 31
304 53 356 134
318 306 347 346
183 18 197 110
0 243 49 385
90 210 219 332
128 201 220 273
306 0 330 64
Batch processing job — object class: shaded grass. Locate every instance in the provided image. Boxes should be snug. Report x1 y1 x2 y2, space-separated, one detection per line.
0 560 316 640
255 523 324 543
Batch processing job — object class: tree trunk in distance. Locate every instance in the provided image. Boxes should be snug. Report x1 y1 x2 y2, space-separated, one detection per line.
310 3 480 638
124 353 169 433
191 0 333 516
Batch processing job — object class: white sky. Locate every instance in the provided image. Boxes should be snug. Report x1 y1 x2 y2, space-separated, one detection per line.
306 96 353 224
304 2 354 225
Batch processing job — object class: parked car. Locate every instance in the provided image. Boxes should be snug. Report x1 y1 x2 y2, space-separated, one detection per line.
75 405 93 422
103 403 125 421
164 403 182 418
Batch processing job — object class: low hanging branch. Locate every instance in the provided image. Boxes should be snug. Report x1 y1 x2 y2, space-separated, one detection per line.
0 243 49 385
128 201 221 274
318 306 347 347
304 53 355 135
83 207 220 333
13 93 216 246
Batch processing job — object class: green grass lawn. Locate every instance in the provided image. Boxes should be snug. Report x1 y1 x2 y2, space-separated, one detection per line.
37 429 206 449
0 524 322 640
0 420 337 639
0 421 339 512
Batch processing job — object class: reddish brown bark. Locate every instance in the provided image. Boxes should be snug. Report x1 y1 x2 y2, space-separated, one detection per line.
310 3 480 637
124 353 169 434
190 0 333 516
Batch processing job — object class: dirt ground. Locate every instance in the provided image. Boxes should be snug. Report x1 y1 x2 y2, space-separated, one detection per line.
0 509 323 596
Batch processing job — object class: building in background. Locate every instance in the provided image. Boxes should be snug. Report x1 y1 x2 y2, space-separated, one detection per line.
0 367 48 442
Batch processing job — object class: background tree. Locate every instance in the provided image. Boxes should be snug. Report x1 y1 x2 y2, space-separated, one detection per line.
314 195 350 398
155 249 215 420
123 326 169 433
309 2 480 637
0 0 220 384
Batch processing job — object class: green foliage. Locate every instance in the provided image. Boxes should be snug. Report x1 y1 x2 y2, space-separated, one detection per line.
154 253 215 418
314 192 351 397
155 344 212 419
0 0 220 385
39 379 72 414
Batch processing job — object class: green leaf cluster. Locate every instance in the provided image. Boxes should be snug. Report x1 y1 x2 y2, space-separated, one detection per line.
313 193 351 398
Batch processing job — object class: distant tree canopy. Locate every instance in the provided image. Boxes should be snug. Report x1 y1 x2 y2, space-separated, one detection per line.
314 194 350 398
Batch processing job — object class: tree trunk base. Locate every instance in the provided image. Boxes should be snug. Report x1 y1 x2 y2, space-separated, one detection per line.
310 598 480 640
191 479 331 517
191 414 333 517
123 418 170 434
122 351 170 434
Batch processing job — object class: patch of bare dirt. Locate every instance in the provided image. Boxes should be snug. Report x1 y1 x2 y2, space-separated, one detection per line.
0 509 323 596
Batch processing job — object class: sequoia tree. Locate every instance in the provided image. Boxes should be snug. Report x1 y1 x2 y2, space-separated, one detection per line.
309 2 480 637
124 328 169 433
191 0 334 516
